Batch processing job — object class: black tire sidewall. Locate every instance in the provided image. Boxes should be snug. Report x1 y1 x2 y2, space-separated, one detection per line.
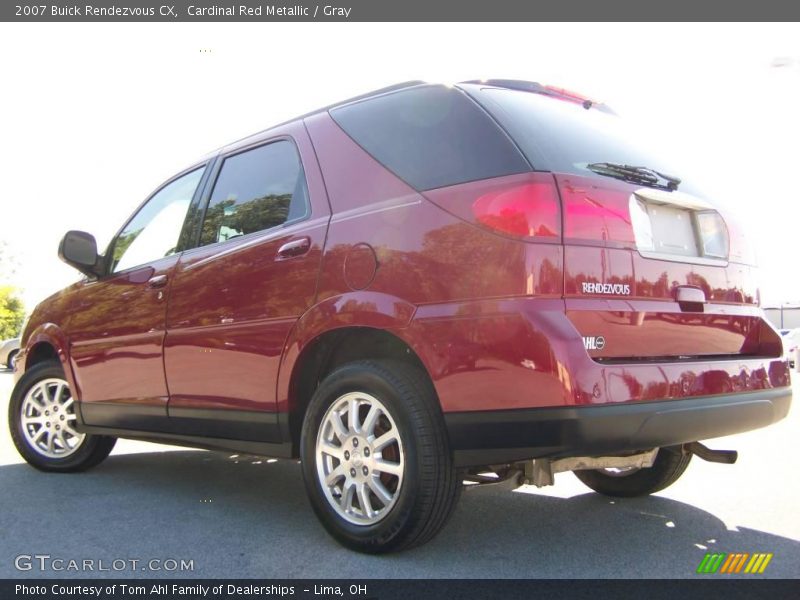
300 363 430 552
8 360 114 472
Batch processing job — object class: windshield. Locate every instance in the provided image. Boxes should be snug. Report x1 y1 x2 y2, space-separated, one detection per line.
469 86 703 196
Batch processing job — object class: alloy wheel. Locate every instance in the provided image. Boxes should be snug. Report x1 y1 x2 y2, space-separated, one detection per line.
20 378 85 458
315 392 404 525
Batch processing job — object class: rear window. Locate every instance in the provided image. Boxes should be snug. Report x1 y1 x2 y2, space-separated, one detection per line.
470 86 701 195
330 85 530 191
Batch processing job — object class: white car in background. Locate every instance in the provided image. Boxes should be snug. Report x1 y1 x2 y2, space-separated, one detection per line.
0 337 20 370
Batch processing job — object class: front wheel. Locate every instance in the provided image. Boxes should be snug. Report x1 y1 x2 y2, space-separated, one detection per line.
6 349 18 370
574 446 692 497
300 360 461 553
9 360 116 472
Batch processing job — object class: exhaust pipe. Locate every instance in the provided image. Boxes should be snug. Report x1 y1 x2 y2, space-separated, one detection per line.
686 441 738 464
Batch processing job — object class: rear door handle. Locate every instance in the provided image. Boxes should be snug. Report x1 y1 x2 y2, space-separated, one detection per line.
276 237 311 260
147 274 169 289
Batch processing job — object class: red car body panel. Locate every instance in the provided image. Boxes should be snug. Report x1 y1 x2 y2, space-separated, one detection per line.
163 123 330 423
14 81 791 465
66 256 178 412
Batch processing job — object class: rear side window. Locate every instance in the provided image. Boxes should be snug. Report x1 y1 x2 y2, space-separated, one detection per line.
330 85 529 191
199 140 309 246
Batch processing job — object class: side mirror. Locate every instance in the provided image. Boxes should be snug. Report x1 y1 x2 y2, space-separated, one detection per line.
58 231 102 278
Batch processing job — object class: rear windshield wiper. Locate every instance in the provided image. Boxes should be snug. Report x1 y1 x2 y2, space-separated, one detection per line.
586 162 680 191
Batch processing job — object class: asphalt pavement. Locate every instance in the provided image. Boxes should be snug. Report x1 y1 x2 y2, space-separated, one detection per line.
1 369 798 579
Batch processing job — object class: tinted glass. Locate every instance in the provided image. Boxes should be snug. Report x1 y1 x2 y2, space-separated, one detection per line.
472 87 703 195
200 141 309 246
330 85 529 191
111 168 203 273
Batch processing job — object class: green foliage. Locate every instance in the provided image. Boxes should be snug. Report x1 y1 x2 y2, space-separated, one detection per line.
0 286 25 340
200 195 291 244
112 229 139 269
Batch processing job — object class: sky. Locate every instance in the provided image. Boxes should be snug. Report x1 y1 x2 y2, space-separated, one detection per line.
0 22 799 310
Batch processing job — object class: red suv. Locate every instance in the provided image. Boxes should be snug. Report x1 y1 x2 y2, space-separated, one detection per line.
9 80 791 553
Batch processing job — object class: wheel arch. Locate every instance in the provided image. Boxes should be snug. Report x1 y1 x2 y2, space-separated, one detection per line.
25 341 60 368
277 293 436 455
19 324 75 393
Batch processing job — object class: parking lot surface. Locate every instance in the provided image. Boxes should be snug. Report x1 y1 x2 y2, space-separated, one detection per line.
1 370 798 578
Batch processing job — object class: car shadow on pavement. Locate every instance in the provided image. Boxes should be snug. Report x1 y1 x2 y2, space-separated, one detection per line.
0 449 797 579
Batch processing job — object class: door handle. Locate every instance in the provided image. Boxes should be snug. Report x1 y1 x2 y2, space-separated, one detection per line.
675 285 706 303
276 237 311 260
147 274 169 289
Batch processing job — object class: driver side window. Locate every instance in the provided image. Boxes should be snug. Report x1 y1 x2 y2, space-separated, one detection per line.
111 168 204 273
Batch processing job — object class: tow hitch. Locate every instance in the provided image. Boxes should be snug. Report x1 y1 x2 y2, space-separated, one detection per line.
685 441 738 464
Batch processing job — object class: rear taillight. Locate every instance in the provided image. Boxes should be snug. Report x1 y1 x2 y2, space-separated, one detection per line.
556 174 637 246
472 180 560 239
556 173 737 263
423 172 561 241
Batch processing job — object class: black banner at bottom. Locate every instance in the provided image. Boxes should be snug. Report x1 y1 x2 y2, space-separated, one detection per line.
3 579 799 600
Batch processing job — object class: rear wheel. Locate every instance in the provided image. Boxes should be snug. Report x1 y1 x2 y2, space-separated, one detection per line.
9 360 116 472
300 360 461 553
574 446 691 497
6 350 18 370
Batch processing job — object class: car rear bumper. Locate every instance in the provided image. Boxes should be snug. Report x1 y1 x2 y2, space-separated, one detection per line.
407 297 791 413
444 387 792 467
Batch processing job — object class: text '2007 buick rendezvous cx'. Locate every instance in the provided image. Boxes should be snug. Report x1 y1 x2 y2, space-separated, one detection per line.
9 80 791 553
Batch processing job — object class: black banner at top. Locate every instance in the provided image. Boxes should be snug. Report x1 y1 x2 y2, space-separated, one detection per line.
3 0 800 22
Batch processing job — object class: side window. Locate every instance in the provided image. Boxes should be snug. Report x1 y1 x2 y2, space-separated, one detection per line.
111 168 203 273
199 140 309 246
330 84 529 191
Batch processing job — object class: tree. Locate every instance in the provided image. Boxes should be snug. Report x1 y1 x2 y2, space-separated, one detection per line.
0 286 25 339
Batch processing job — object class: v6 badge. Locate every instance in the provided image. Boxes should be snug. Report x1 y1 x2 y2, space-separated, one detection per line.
583 336 606 351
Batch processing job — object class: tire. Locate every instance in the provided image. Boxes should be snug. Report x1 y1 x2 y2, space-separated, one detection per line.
6 350 18 370
574 446 692 498
300 359 461 553
8 360 116 472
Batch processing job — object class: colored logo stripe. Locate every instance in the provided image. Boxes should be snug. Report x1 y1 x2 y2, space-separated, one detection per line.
720 553 748 573
744 553 773 574
697 552 773 574
697 553 726 573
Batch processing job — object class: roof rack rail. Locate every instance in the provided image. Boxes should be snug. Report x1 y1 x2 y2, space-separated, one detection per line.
332 80 427 108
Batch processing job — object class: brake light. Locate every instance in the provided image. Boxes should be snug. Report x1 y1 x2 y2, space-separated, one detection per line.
556 174 637 246
543 85 603 109
423 172 562 241
472 181 560 239
556 173 735 262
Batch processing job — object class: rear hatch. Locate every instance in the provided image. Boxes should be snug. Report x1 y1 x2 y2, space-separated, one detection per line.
463 82 782 362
